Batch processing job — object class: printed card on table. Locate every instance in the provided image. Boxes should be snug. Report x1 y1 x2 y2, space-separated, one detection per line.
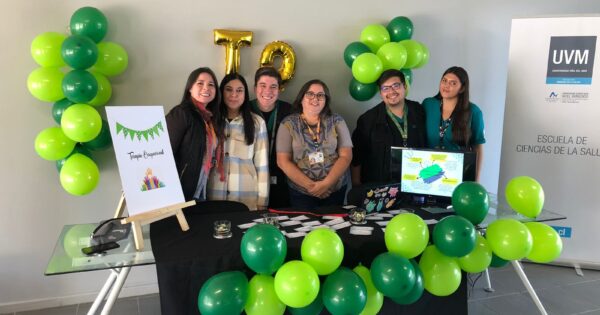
106 106 184 216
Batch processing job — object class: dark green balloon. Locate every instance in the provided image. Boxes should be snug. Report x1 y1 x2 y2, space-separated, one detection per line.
56 144 93 172
401 68 413 85
452 181 490 225
387 16 414 42
61 35 98 69
198 271 248 315
392 260 424 304
343 42 371 68
240 224 287 274
82 120 112 151
70 7 108 43
349 78 378 101
62 69 98 103
323 267 367 315
52 98 75 125
289 287 324 315
433 215 477 257
490 253 510 268
370 252 416 298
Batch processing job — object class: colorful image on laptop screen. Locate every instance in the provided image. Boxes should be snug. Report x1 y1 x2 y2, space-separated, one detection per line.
400 148 465 198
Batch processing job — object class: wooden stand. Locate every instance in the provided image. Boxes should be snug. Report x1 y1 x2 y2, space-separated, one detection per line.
114 193 194 251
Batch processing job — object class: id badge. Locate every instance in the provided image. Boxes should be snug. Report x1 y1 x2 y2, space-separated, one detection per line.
308 151 325 165
270 176 277 185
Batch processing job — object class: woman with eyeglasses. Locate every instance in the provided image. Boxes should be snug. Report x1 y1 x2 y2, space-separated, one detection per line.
422 66 485 180
276 79 353 210
351 69 426 186
206 73 269 210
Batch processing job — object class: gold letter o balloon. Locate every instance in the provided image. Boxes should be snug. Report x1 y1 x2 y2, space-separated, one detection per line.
259 41 296 89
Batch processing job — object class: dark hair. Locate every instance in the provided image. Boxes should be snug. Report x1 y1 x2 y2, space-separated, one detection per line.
180 67 221 108
376 69 406 88
254 66 282 87
435 66 471 147
213 73 255 145
291 79 332 117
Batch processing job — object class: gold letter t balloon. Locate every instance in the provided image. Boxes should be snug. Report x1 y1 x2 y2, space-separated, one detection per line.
213 29 253 75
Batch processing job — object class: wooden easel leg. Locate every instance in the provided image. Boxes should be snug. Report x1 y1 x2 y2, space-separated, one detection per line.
114 192 126 219
131 221 144 250
174 209 190 231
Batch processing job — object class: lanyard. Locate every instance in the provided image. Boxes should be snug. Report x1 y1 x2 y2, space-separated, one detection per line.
252 100 279 157
438 101 453 149
385 104 408 147
301 114 321 146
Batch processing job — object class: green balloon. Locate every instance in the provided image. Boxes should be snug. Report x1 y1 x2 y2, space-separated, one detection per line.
60 153 100 196
370 252 415 298
61 35 98 69
245 274 286 315
70 7 108 43
62 224 95 258
62 70 98 103
61 104 102 142
458 234 492 273
31 32 67 67
505 176 545 218
274 260 320 308
489 253 509 268
289 288 323 315
525 222 563 263
82 119 112 151
56 144 93 172
376 42 407 70
34 126 76 161
93 42 129 77
352 53 383 84
301 228 344 275
241 224 287 275
387 16 414 42
88 71 112 106
401 68 413 85
452 181 490 225
433 215 477 257
398 40 424 69
344 42 371 68
52 98 75 125
349 78 377 102
486 218 533 260
323 267 367 315
418 245 461 297
353 265 383 315
360 24 390 53
391 260 424 305
198 271 249 315
385 213 429 259
414 43 430 68
27 67 65 102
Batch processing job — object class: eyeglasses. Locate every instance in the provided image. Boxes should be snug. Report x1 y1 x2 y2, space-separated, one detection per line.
305 91 326 101
380 82 403 93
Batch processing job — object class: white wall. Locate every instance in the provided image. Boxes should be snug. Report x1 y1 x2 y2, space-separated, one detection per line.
1 0 598 311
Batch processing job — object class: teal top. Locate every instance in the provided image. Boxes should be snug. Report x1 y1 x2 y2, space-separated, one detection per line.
422 97 485 150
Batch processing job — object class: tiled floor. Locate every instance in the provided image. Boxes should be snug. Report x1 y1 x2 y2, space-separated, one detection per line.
5 262 600 314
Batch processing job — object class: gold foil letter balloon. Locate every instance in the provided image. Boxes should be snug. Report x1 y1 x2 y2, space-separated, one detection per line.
213 29 253 75
259 41 296 88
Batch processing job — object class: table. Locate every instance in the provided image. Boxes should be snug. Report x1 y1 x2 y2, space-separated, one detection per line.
45 224 154 315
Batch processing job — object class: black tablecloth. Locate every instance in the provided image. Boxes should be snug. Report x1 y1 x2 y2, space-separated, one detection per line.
150 204 467 315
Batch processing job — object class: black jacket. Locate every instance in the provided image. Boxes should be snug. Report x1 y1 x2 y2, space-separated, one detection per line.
351 100 426 184
166 101 208 201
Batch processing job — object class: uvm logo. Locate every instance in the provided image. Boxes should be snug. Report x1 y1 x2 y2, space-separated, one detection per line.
549 92 558 98
546 36 596 85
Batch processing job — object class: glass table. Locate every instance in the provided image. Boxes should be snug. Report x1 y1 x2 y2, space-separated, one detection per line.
45 223 154 315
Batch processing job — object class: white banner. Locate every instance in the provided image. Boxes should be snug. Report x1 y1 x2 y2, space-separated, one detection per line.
500 17 600 267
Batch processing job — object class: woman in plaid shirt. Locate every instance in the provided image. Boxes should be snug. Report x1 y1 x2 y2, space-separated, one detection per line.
207 73 269 210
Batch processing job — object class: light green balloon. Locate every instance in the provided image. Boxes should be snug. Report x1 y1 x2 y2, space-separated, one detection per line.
34 126 76 161
301 228 344 275
62 224 95 258
31 32 67 67
385 213 429 259
353 265 383 315
398 40 424 69
88 71 112 106
245 274 286 315
458 234 492 273
360 24 390 53
525 222 563 263
27 67 65 102
274 260 320 308
93 42 129 77
419 245 461 297
59 153 100 196
414 42 430 68
376 42 407 70
352 53 383 84
486 218 533 260
61 104 102 142
506 176 545 218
